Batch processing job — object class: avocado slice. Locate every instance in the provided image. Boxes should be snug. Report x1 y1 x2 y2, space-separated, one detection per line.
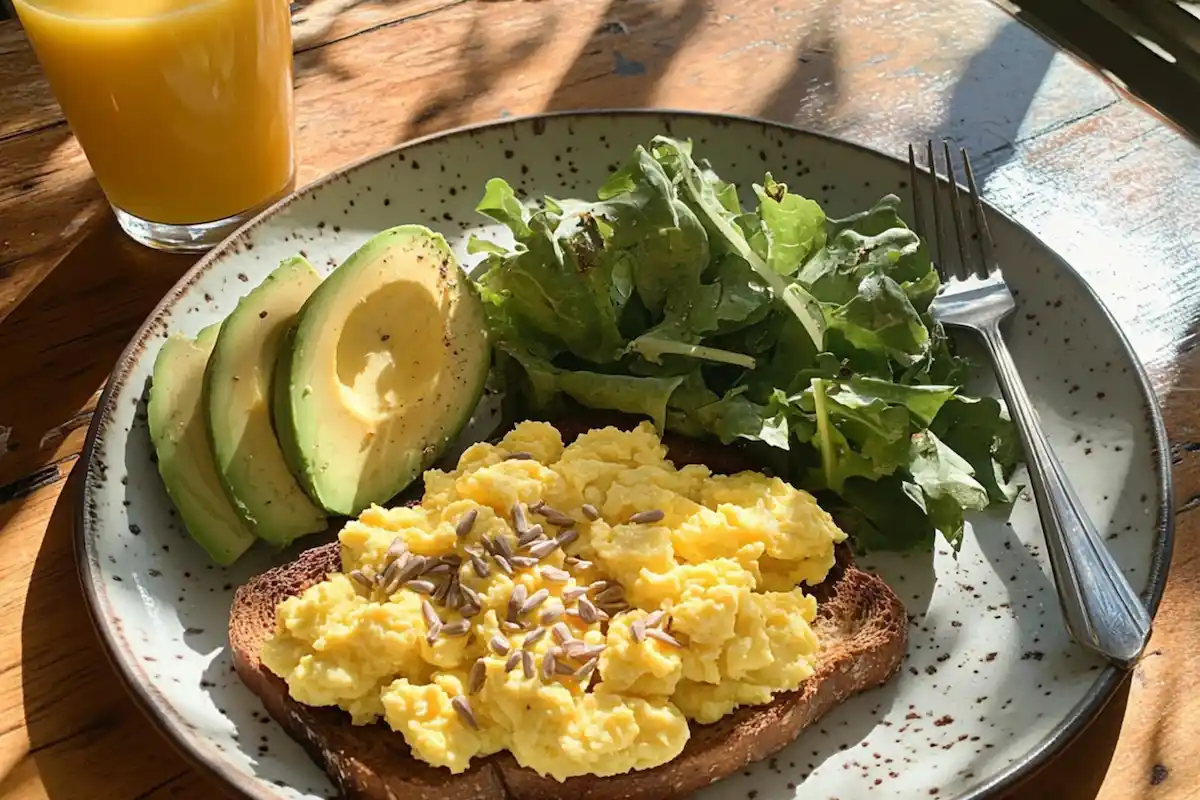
204 257 328 546
147 325 257 566
275 225 490 516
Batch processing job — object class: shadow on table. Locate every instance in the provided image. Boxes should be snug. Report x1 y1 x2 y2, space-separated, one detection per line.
0 212 190 488
926 19 1057 183
14 466 223 798
398 6 561 141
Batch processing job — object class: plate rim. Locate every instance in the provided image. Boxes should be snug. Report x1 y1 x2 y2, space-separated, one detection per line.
73 108 1175 800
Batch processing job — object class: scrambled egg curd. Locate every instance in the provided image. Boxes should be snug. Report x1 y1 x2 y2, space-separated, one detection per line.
261 422 847 780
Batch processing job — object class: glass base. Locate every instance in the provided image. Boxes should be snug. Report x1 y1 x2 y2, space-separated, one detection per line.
113 204 264 253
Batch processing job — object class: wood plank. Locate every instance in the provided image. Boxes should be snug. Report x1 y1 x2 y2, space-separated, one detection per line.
0 0 1116 314
0 472 222 800
0 0 462 142
0 1 1197 799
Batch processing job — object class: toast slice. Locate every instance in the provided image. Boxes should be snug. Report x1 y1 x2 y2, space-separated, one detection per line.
229 422 908 799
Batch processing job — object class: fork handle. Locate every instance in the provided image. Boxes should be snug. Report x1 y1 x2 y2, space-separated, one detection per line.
979 323 1152 669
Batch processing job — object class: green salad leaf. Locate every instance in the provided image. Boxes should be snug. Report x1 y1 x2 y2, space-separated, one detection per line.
469 137 1022 553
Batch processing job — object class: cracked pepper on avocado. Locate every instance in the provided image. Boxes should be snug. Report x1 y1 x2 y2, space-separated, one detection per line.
260 421 842 779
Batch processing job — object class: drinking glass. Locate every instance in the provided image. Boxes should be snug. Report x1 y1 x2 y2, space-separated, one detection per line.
14 0 296 252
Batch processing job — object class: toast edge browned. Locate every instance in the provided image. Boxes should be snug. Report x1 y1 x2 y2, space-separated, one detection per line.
229 420 908 799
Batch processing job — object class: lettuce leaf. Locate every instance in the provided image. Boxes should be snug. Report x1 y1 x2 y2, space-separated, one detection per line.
469 135 1021 555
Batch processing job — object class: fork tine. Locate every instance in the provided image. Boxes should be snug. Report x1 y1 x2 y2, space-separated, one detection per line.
907 144 944 282
961 148 997 275
942 141 982 279
924 140 953 279
906 144 927 241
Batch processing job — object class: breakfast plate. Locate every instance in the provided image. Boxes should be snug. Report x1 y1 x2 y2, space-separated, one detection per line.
76 111 1172 800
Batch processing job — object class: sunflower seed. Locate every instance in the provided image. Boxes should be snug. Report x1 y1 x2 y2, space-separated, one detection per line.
506 451 534 461
561 640 590 659
480 536 498 555
425 563 452 576
522 627 547 649
509 555 539 569
433 576 452 604
381 557 403 588
490 634 511 656
520 588 550 616
528 539 560 560
540 566 570 583
555 659 577 676
459 583 482 609
505 651 521 672
581 503 600 521
469 552 490 578
521 650 535 679
349 569 373 589
577 596 600 624
493 554 514 576
580 643 606 660
517 523 545 547
495 535 515 558
574 656 599 683
599 600 629 614
555 529 580 548
426 620 443 644
646 628 682 648
386 537 409 563
529 500 545 513
631 619 647 643
406 579 436 595
564 608 582 619
455 509 479 539
511 502 529 534
562 586 590 603
508 584 528 620
551 622 573 645
383 572 405 595
644 609 666 629
452 695 479 730
564 556 594 571
586 580 611 594
538 506 575 527
594 584 624 604
539 603 564 625
541 651 557 681
628 509 665 525
397 555 427 583
421 599 440 628
460 602 482 618
445 577 462 609
594 606 610 622
442 619 471 638
469 659 487 694
440 553 463 567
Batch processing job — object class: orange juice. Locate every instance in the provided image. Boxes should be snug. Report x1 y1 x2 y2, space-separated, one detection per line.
14 0 294 226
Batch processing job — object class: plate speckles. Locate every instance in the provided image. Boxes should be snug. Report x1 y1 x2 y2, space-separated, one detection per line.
76 112 1169 800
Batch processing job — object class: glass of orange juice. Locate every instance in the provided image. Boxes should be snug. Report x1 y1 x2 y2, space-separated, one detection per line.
13 0 295 252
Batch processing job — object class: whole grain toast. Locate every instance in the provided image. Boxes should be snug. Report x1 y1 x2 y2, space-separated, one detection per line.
229 419 908 800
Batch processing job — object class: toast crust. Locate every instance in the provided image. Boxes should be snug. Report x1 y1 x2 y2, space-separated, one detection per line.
229 421 908 799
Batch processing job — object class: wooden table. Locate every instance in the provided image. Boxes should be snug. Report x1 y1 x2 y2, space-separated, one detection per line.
1 0 1197 797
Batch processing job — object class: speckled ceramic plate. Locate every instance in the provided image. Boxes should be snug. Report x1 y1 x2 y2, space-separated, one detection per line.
76 112 1172 800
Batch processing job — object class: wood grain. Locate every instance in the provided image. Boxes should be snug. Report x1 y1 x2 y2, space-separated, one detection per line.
0 0 1198 798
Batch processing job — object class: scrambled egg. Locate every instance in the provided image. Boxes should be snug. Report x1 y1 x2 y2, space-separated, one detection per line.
261 422 847 780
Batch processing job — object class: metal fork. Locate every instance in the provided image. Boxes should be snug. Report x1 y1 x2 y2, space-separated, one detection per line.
909 141 1152 669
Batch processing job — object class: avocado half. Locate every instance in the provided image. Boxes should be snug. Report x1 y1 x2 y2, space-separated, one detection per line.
204 257 328 546
275 226 490 516
147 325 257 565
